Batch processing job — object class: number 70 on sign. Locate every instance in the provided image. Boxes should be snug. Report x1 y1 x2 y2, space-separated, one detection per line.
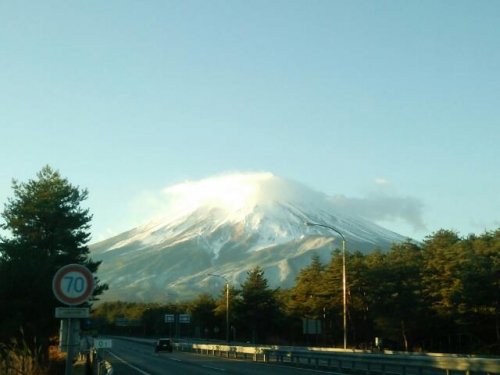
63 275 86 293
52 264 94 306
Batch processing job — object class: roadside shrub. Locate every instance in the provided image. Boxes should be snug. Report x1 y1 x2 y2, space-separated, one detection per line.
0 337 47 375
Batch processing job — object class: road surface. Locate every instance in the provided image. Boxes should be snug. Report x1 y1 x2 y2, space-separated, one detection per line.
102 337 340 375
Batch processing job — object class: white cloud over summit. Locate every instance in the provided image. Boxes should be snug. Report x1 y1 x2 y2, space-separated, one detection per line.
330 193 426 232
118 172 426 240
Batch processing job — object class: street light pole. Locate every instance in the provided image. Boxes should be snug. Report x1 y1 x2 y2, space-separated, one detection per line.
208 273 230 342
305 221 347 349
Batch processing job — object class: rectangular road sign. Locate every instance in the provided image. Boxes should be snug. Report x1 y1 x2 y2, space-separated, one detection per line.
164 314 175 323
94 339 112 349
179 314 191 323
55 307 90 319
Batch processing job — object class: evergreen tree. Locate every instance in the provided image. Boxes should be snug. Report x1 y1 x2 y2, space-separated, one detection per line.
342 251 372 346
188 293 217 339
421 230 462 317
420 229 474 351
420 230 462 347
466 230 500 347
367 241 424 350
0 166 107 343
288 254 337 345
288 255 326 320
322 249 347 345
236 266 281 343
452 231 500 350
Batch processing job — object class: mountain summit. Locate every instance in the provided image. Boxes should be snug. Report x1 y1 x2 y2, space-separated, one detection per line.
90 172 406 302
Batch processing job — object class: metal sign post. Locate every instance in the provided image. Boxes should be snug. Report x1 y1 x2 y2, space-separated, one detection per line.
52 264 94 375
93 339 112 375
65 318 74 375
165 314 175 338
178 314 191 338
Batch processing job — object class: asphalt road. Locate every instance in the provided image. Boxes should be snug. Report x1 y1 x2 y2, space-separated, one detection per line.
102 337 340 375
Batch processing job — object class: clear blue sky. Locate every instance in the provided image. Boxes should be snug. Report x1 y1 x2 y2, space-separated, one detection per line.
1 1 499 242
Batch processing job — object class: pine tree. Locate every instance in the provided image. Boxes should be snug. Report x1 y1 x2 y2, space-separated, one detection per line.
0 166 107 343
288 254 326 319
366 241 424 350
188 294 217 339
236 266 281 343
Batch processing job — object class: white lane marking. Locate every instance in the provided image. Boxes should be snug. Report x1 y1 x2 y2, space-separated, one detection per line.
266 363 343 374
202 365 226 372
108 351 152 375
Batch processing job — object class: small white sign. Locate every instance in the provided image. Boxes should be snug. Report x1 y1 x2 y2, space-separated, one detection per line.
179 314 191 323
165 314 175 323
55 307 90 318
94 339 112 349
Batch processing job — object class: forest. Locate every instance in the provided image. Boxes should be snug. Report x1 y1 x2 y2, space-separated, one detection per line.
93 229 499 355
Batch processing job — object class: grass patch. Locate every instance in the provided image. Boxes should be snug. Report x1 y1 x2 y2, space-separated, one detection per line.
0 335 66 375
0 336 47 375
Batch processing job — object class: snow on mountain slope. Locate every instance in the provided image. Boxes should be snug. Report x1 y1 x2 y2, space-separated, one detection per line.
90 172 407 302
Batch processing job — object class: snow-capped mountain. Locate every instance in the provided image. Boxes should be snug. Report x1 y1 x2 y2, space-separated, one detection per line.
90 173 407 302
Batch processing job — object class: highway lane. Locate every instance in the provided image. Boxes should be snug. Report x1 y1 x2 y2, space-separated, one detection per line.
102 337 341 375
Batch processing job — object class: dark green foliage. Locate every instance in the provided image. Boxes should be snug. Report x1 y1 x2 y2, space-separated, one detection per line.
90 228 499 354
418 230 500 352
235 266 283 343
288 254 327 320
0 166 107 343
286 231 499 353
188 294 219 339
365 242 425 350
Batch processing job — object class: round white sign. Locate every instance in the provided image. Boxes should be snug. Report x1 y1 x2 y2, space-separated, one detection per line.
52 264 94 306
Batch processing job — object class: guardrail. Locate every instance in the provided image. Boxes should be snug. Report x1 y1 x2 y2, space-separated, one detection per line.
175 342 500 375
90 348 113 375
118 337 500 375
99 360 113 375
262 348 500 375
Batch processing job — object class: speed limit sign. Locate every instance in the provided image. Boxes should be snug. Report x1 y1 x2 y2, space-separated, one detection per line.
52 264 94 306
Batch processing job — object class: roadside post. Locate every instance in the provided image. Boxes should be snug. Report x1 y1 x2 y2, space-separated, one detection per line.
93 339 112 375
179 314 191 338
52 264 94 375
165 314 175 338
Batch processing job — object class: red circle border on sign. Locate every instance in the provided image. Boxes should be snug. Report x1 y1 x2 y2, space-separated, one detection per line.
52 264 94 306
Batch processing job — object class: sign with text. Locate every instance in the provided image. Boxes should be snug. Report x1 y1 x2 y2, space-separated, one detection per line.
302 318 322 335
55 307 89 319
164 314 175 323
52 264 94 306
94 339 112 349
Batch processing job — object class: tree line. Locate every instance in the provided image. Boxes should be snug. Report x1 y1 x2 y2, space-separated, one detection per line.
0 167 498 358
94 228 499 354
